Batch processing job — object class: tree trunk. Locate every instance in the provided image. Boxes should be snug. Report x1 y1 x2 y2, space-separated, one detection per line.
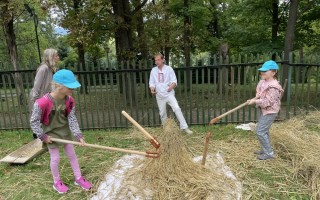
298 47 305 83
208 0 220 38
133 0 150 98
134 0 148 61
3 17 25 105
184 0 191 91
299 47 303 63
112 0 133 60
73 0 88 94
164 0 170 64
112 0 136 106
271 0 279 60
219 43 229 94
73 0 85 68
112 0 148 106
77 42 89 94
283 0 299 85
77 42 85 69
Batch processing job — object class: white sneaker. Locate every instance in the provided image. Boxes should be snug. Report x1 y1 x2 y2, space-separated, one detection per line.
183 128 193 134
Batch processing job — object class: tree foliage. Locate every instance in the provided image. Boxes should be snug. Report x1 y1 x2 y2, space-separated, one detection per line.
0 0 320 69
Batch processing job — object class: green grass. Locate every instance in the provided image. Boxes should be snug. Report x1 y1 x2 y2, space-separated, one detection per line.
0 129 146 200
0 124 313 199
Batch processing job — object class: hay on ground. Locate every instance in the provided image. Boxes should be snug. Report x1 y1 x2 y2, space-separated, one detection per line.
116 119 239 200
271 111 320 199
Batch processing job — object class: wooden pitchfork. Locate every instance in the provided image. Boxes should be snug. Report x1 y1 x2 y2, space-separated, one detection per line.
50 138 160 158
209 79 288 125
121 111 160 149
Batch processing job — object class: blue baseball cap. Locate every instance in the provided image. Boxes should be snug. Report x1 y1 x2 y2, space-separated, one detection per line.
53 69 81 89
258 60 279 72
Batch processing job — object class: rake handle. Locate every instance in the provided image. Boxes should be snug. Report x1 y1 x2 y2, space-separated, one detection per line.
214 101 249 120
121 111 160 146
209 98 257 125
50 138 156 157
201 132 211 166
209 79 288 125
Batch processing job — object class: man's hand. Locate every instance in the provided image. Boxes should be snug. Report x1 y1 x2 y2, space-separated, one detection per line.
167 83 176 92
150 87 157 95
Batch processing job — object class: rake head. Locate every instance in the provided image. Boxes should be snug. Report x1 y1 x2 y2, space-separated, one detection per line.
209 117 220 125
149 138 160 149
145 151 160 158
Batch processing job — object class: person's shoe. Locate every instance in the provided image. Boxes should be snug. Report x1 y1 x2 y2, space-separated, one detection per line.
254 149 264 155
74 176 92 190
183 128 193 134
53 180 69 194
257 153 275 160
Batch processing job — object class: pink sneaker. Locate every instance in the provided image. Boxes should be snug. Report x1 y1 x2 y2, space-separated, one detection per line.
74 176 92 190
53 180 69 194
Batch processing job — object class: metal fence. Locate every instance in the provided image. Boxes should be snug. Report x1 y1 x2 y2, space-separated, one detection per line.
0 53 319 130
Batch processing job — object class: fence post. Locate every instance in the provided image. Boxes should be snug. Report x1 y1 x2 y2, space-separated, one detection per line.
286 52 293 119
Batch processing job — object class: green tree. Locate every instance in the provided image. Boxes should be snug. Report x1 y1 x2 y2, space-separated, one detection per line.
1 0 31 104
0 0 55 104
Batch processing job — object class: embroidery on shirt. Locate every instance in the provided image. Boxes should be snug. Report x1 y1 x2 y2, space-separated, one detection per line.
158 72 164 83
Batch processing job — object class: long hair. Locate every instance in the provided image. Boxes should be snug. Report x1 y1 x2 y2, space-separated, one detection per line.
271 69 278 80
43 49 58 72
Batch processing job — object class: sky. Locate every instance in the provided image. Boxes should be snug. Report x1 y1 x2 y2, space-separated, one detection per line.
54 26 68 35
50 6 68 36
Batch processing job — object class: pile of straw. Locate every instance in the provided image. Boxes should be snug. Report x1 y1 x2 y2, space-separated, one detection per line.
271 111 320 199
117 119 238 200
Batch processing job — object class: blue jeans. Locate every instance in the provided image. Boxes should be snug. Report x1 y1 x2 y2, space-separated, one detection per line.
256 110 277 155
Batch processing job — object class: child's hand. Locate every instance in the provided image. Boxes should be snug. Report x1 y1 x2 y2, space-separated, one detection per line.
247 99 256 105
79 138 85 146
44 136 52 144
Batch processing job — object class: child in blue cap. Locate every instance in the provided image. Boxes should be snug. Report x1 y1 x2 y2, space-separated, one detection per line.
247 60 283 160
30 69 92 193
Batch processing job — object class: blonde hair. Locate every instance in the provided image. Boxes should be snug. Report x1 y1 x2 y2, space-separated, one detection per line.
51 81 64 92
43 48 58 72
154 53 164 59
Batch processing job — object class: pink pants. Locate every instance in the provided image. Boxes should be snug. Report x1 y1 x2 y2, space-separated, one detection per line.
48 144 81 183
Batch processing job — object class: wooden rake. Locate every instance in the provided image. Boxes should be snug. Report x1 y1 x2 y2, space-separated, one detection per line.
121 111 160 149
51 138 159 158
209 79 288 125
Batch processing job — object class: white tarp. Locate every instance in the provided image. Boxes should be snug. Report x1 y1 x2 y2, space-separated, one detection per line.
235 123 256 131
92 154 242 200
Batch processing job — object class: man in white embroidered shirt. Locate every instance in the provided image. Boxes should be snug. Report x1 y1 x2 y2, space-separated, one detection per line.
149 53 193 134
